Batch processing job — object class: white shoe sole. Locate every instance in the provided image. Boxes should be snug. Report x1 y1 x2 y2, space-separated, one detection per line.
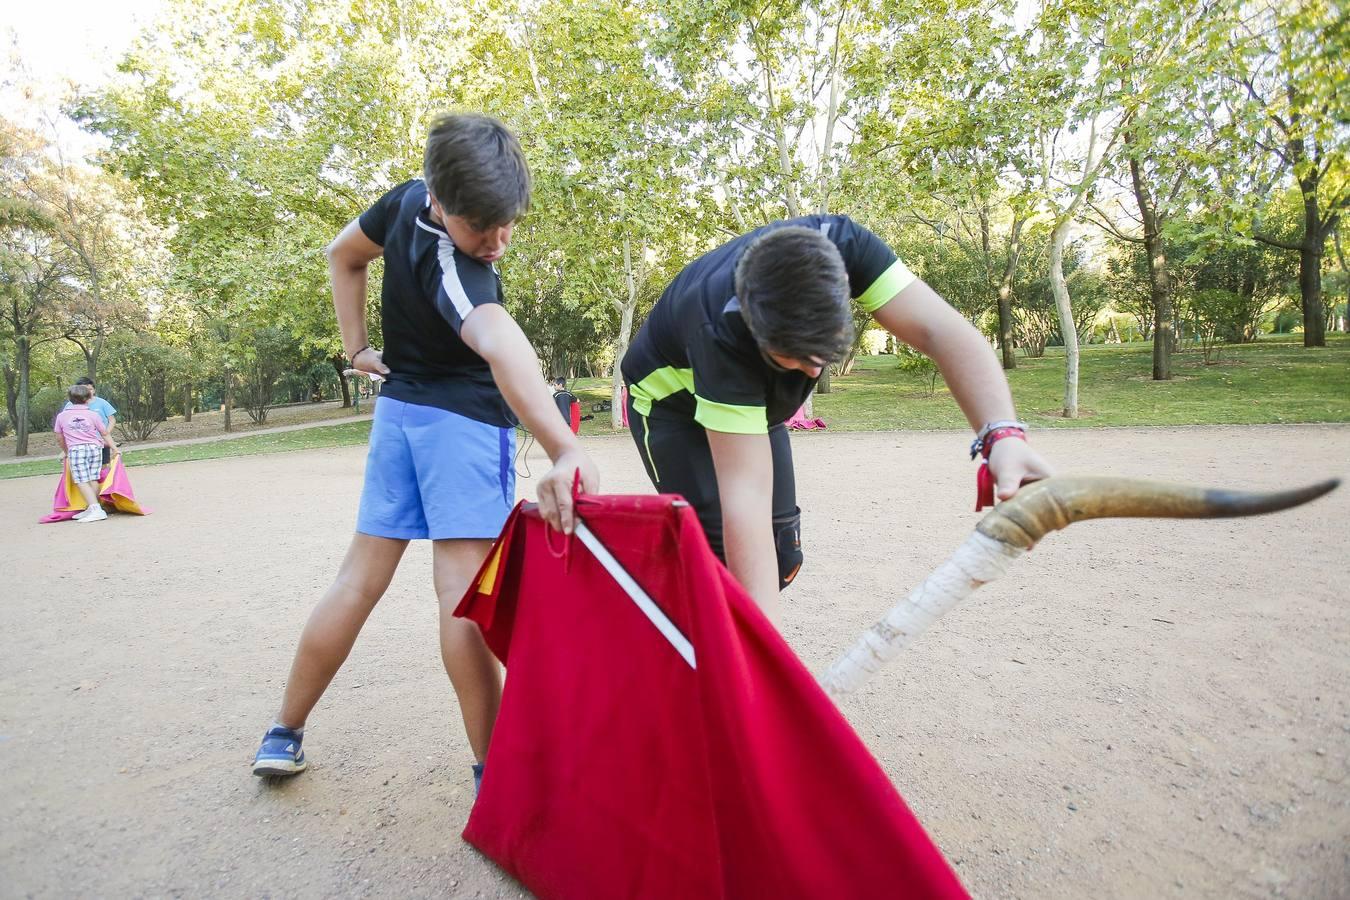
253 758 307 776
77 512 108 523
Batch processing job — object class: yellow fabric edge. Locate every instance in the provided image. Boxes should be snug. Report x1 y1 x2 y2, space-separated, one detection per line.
477 541 505 594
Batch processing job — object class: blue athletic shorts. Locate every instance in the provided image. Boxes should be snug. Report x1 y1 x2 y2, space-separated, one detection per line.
356 396 516 541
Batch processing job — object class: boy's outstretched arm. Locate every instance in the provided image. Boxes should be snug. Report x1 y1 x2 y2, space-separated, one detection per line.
873 280 1053 500
706 430 781 620
461 304 599 534
98 419 119 456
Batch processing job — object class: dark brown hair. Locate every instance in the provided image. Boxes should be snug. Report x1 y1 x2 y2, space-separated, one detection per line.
423 113 531 229
734 226 854 362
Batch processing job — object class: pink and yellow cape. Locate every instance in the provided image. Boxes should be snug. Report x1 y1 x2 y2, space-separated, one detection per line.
39 455 151 523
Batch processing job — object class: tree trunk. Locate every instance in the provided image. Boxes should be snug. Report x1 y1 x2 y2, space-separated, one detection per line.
613 237 641 429
612 302 635 429
88 333 104 382
183 381 193 422
1335 225 1349 332
1125 158 1173 379
1283 118 1327 347
997 216 1025 370
12 336 32 456
1048 219 1079 418
816 366 832 394
748 20 801 218
333 355 352 408
223 370 234 432
2 360 17 436
1298 228 1326 347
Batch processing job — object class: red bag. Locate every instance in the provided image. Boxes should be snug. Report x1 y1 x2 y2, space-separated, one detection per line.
456 494 967 900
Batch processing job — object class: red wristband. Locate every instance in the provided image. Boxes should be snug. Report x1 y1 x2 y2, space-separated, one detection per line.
974 429 1027 511
980 427 1026 460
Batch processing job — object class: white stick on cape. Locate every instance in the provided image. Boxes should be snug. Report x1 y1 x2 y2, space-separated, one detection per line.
819 475 1339 699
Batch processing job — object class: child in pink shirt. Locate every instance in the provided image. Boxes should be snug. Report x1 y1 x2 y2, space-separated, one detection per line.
53 384 119 523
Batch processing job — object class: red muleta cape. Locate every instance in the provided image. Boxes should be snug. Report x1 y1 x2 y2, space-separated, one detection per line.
455 493 967 900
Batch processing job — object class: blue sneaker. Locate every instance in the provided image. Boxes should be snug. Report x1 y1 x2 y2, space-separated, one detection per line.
252 725 307 776
472 762 485 796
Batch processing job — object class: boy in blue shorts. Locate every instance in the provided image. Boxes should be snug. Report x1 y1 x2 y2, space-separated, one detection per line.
253 114 598 789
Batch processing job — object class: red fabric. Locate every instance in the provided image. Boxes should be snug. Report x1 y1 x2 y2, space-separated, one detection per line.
786 403 827 431
568 400 581 434
974 462 995 512
973 429 1026 511
455 494 967 900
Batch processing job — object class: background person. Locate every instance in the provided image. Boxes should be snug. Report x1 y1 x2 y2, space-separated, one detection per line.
54 383 119 523
61 377 117 467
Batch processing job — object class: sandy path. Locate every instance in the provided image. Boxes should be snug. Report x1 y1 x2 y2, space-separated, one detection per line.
1 425 1346 898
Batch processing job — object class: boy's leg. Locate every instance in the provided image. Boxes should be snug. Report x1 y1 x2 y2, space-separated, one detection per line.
74 480 100 508
275 533 409 728
432 538 501 763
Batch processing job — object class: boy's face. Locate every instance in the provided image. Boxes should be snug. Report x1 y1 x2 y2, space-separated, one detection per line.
429 196 514 264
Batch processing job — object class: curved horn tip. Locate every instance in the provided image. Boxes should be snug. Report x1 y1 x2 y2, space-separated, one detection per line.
1207 477 1341 515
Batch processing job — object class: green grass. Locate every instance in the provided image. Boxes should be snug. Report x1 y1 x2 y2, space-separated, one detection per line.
3 335 1345 481
812 333 1350 431
0 421 374 481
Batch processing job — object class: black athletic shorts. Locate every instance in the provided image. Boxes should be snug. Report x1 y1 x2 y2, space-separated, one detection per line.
626 392 797 564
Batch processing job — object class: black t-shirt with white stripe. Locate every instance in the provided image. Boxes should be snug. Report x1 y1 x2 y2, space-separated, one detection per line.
621 215 913 433
357 179 516 427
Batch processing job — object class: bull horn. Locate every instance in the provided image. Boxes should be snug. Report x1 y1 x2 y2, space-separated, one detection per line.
820 476 1339 699
979 476 1341 550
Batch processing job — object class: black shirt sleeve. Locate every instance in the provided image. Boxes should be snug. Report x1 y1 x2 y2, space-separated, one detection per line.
824 215 917 312
357 180 417 247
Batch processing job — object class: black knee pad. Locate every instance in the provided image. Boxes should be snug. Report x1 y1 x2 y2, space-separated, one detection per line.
773 510 804 590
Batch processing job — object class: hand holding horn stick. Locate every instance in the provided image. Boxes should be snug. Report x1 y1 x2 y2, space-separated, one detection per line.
819 476 1340 699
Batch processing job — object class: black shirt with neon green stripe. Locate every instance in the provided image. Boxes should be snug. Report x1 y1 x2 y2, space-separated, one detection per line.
621 215 914 434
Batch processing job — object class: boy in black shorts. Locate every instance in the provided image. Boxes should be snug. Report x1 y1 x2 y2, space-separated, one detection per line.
621 218 1052 621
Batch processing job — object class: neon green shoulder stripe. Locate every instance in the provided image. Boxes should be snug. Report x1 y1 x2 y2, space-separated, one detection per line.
695 397 768 434
857 259 917 313
628 366 695 416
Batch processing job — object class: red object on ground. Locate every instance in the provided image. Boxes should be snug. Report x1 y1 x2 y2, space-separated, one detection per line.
786 403 827 431
454 494 968 900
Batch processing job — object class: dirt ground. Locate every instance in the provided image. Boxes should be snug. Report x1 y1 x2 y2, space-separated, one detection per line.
1 425 1346 899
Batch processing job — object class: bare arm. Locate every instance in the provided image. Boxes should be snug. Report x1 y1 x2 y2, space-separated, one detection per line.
461 304 598 533
873 280 1053 499
326 219 390 377
97 418 119 455
706 429 781 621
